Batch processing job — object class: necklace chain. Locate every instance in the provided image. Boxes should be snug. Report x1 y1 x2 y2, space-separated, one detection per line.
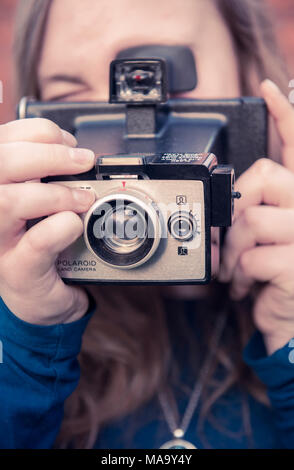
158 311 227 438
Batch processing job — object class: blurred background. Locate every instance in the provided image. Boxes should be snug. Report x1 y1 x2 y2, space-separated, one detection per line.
1 0 294 123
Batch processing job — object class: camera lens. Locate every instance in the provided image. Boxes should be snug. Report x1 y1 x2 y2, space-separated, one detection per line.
168 212 197 241
101 204 147 254
84 192 161 268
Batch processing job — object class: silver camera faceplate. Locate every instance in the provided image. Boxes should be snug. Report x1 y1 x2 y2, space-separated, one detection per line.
55 180 205 282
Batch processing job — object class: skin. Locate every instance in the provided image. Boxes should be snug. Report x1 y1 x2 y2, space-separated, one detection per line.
0 0 293 355
39 0 241 101
219 79 294 354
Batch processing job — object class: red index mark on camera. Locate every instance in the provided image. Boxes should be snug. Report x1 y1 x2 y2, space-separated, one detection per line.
135 75 142 81
122 181 126 190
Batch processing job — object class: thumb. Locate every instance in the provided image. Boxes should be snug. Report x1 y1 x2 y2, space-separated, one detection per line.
15 211 84 278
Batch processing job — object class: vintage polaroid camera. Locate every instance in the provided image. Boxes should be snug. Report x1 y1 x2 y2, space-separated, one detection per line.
18 45 267 285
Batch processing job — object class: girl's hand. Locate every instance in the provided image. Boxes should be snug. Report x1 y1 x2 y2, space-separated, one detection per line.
0 118 96 325
218 79 294 355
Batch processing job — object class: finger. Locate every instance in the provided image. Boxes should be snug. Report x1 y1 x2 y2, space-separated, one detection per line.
0 118 77 147
229 244 292 300
219 205 294 282
261 79 294 170
0 182 95 239
229 272 254 301
233 158 294 218
13 211 84 277
0 141 95 183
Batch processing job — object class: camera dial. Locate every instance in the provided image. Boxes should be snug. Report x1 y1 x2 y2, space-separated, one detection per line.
168 211 198 241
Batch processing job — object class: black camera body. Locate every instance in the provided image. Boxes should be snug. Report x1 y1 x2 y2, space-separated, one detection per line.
18 46 267 285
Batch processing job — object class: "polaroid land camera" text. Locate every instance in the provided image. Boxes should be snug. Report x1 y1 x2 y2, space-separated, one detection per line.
18 45 267 284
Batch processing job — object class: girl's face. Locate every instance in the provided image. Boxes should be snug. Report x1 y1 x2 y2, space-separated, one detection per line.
38 0 241 102
38 0 241 295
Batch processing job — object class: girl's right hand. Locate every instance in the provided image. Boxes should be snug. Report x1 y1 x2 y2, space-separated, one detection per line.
0 118 96 325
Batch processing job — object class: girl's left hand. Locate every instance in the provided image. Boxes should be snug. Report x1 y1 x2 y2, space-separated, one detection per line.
218 79 294 355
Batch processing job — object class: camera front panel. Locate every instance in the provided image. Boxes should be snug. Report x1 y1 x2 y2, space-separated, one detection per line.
54 180 208 284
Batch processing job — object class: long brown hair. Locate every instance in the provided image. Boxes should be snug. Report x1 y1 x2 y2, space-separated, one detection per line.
13 0 289 449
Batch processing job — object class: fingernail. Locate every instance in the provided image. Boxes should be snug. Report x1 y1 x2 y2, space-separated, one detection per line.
73 188 95 205
61 129 78 147
70 147 95 165
262 79 280 94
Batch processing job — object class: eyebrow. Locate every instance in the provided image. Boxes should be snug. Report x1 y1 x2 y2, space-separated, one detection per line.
40 73 87 86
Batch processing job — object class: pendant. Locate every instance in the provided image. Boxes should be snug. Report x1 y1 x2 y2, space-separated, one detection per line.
160 439 197 449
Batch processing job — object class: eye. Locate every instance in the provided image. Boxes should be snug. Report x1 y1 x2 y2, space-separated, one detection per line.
45 89 88 102
40 74 90 101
